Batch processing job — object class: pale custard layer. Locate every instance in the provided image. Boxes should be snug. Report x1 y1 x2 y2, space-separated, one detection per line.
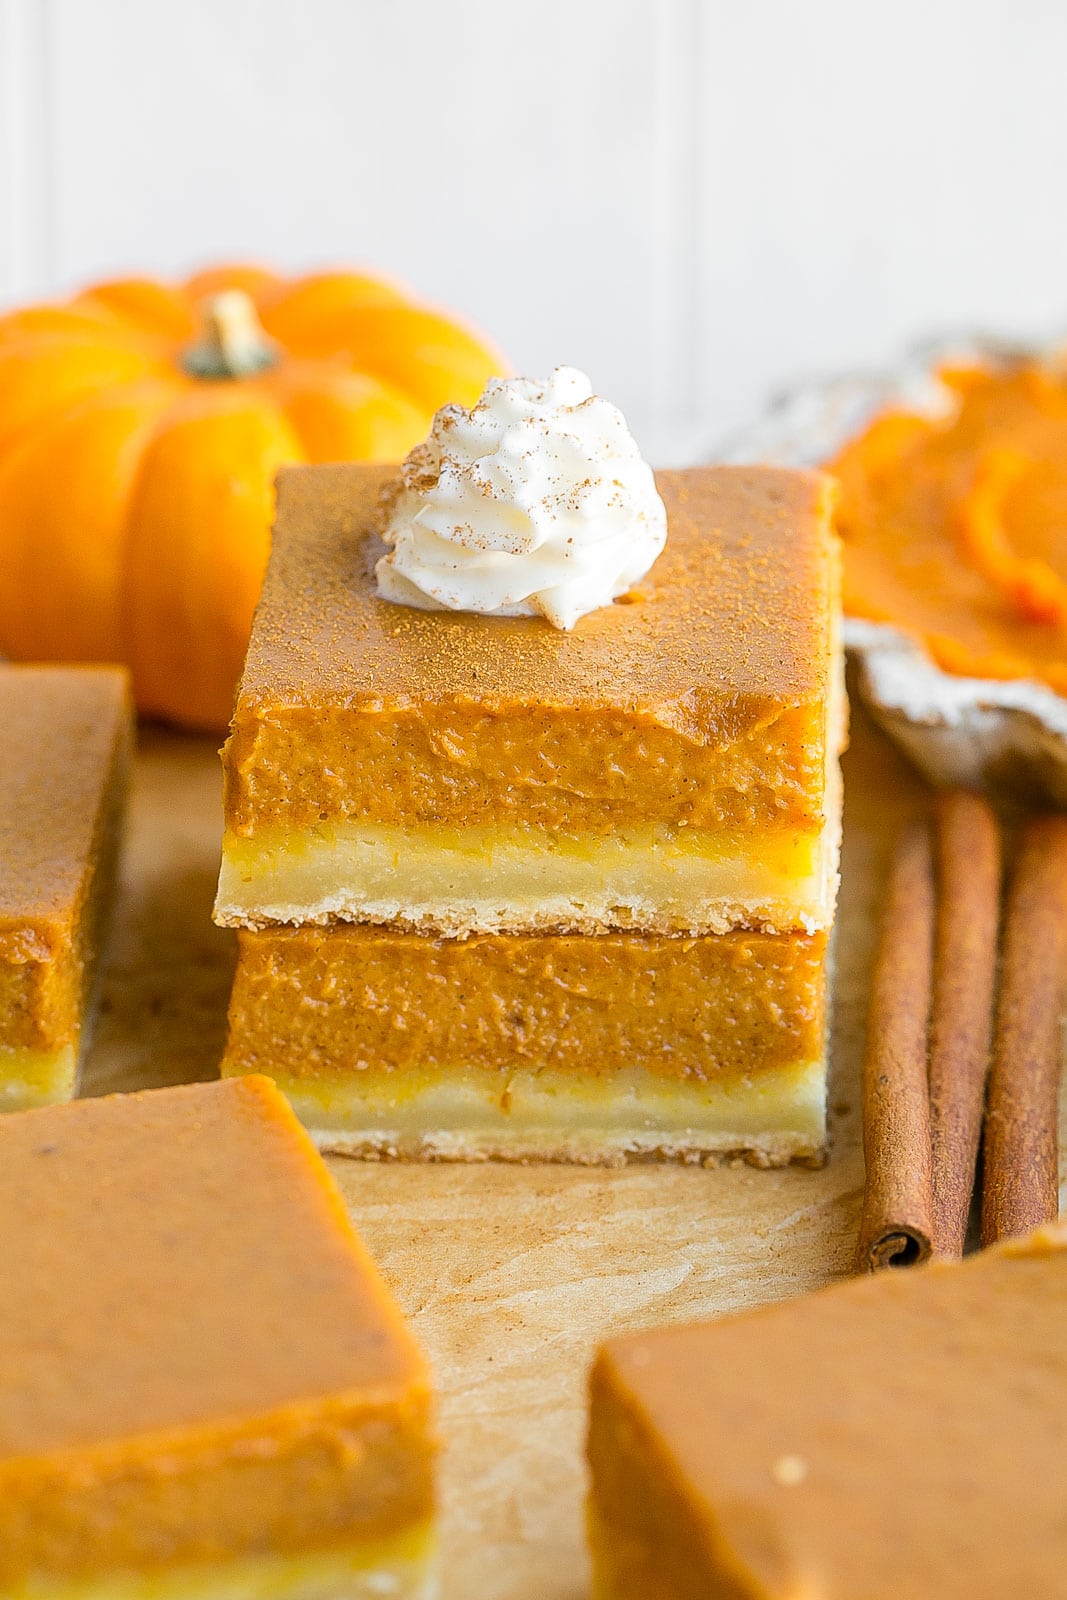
279 1062 827 1167
215 813 839 936
0 1044 77 1112
7 1521 436 1600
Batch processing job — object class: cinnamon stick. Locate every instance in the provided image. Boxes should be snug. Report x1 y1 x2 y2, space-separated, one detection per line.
856 819 936 1271
980 816 1067 1246
928 792 1001 1257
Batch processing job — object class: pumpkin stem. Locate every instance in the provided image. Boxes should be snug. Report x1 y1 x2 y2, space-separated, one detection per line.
181 289 277 380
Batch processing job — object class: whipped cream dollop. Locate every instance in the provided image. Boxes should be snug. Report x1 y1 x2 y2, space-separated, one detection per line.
374 367 667 629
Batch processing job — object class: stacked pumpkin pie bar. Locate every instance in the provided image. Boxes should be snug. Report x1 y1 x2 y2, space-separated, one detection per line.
216 453 843 1164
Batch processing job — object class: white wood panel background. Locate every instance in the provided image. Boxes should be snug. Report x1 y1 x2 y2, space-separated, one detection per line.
2 0 1067 459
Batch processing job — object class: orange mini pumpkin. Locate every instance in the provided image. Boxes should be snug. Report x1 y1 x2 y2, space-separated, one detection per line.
0 265 506 728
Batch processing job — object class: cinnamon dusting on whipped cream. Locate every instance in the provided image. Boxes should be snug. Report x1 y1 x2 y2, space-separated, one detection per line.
374 367 667 629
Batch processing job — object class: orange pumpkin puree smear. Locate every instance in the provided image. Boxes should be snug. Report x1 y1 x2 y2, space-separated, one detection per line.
831 362 1067 694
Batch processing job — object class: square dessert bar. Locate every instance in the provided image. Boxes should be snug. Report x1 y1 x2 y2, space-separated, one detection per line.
216 462 842 939
0 1076 436 1598
588 1222 1067 1600
222 924 829 1164
0 665 131 1110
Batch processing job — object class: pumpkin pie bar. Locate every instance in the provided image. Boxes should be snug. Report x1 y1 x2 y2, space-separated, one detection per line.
587 1220 1067 1599
0 1075 436 1598
0 665 131 1110
215 463 842 939
221 924 828 1163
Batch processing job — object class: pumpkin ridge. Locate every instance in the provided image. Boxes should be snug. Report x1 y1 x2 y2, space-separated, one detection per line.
0 378 176 663
121 399 306 727
276 367 429 464
0 374 181 482
257 270 411 346
0 336 166 459
76 278 197 341
286 302 509 412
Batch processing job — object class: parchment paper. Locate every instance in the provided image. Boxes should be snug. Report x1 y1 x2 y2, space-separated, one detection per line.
80 702 1064 1599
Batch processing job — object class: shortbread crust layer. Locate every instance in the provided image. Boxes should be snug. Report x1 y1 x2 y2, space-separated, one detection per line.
215 810 841 936
282 1063 825 1167
220 925 829 1165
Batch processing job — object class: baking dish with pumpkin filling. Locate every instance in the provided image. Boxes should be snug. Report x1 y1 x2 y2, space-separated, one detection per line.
0 665 131 1111
220 924 829 1165
0 1076 437 1599
215 463 843 939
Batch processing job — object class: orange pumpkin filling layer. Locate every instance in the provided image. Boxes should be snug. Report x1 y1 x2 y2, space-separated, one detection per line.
220 924 829 1166
833 362 1067 693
